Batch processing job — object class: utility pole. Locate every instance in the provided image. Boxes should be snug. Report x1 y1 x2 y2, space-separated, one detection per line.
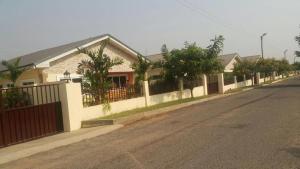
283 49 288 59
260 33 267 59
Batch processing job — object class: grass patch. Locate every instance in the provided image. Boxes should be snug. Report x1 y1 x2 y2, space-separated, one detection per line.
97 95 211 120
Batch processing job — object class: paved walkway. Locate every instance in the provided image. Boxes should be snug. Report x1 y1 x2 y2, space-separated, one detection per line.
0 125 122 164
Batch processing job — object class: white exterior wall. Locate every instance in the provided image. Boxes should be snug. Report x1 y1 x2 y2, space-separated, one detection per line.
82 97 146 121
259 78 264 84
148 90 187 106
193 86 204 97
223 83 236 92
82 86 204 121
245 79 252 86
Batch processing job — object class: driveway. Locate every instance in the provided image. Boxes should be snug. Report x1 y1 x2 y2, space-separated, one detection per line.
1 77 300 169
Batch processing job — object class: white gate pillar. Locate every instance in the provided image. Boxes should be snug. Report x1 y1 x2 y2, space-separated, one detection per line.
218 73 225 94
202 74 208 96
59 82 83 132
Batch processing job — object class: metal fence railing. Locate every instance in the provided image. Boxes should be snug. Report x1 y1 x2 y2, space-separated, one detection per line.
224 73 235 85
149 79 178 96
82 85 143 107
0 84 60 110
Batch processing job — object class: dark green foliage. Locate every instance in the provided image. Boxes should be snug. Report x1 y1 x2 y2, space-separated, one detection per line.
149 79 178 95
131 54 151 82
233 59 256 77
223 72 235 85
1 58 25 85
296 32 300 57
1 89 31 108
159 35 224 97
201 36 225 74
292 62 300 70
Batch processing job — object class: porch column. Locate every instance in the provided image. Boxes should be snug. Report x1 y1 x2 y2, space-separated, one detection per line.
202 74 208 96
143 80 150 107
218 73 225 94
59 82 83 132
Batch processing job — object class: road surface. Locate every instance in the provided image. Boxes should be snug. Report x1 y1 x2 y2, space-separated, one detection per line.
1 77 300 169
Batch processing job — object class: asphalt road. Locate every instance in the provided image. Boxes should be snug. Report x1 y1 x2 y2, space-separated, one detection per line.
1 78 300 169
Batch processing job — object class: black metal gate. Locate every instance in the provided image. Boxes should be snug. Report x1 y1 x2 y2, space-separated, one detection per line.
207 75 219 94
0 84 64 148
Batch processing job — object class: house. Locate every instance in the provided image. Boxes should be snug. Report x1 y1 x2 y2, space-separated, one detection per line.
218 53 241 72
240 55 262 63
145 53 165 78
0 34 141 88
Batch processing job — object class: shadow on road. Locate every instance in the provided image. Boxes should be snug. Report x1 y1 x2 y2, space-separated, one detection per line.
257 84 300 89
283 147 300 158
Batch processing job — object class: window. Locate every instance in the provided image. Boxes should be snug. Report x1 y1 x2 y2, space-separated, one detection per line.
72 78 82 83
6 83 14 88
21 79 35 86
57 74 83 83
108 75 128 88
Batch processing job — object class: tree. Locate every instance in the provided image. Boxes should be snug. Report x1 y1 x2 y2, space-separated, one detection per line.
233 59 256 78
256 59 274 77
160 36 225 98
201 35 225 74
296 32 300 57
131 54 151 82
1 58 25 86
292 62 300 70
276 59 291 76
77 40 123 109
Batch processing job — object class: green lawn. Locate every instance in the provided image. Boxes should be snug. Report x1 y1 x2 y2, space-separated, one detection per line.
97 95 211 120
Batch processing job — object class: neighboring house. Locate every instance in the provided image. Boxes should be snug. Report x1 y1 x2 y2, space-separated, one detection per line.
145 53 165 78
145 52 242 76
240 55 262 63
0 34 141 88
218 53 241 72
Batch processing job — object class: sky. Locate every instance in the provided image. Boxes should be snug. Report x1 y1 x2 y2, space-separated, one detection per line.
0 0 299 63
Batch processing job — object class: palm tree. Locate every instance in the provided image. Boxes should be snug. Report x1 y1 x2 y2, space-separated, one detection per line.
1 58 25 86
77 40 123 108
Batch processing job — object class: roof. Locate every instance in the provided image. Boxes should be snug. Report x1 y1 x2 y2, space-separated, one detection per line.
241 55 262 63
145 53 164 63
0 34 139 72
218 53 240 67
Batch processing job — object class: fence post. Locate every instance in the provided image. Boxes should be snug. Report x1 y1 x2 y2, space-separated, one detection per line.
143 80 150 107
202 74 208 96
234 76 237 88
178 78 184 99
59 82 83 132
256 72 261 85
218 73 224 94
272 71 276 80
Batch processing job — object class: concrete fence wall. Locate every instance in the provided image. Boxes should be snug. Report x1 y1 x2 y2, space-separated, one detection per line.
59 72 294 132
81 96 146 121
59 81 206 131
